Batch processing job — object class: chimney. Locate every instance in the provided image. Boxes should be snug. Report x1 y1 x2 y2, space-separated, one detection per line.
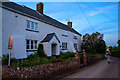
67 21 72 27
37 2 44 14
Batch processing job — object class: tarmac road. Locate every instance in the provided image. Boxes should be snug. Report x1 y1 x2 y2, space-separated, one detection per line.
62 57 119 79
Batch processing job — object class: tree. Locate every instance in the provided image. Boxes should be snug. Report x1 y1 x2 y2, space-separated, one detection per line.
37 44 47 57
81 32 106 54
117 40 120 47
108 46 113 51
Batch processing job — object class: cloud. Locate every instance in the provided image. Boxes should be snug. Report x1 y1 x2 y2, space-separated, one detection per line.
89 10 103 16
100 5 117 10
88 5 117 16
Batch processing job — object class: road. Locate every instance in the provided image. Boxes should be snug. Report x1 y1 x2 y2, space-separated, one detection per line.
62 57 119 79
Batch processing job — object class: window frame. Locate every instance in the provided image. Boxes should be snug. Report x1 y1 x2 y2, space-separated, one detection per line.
26 39 38 50
26 20 38 32
74 34 77 39
74 43 77 50
62 30 68 37
31 22 34 30
62 42 67 50
27 20 30 29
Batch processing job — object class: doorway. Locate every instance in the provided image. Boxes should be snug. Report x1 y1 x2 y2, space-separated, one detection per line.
51 44 57 56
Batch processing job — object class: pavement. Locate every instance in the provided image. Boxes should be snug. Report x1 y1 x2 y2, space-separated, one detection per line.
60 57 119 79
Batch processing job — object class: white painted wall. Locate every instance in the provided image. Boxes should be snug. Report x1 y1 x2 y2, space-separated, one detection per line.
2 7 82 59
2 8 27 59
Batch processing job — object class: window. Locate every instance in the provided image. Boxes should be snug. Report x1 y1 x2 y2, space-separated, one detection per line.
26 40 37 50
74 34 77 39
26 40 29 49
27 21 30 29
62 30 67 36
62 42 67 50
31 22 34 30
31 40 34 49
34 40 37 49
74 43 77 50
35 23 38 30
26 20 38 31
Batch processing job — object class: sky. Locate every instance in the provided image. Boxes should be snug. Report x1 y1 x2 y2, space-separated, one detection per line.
15 2 118 46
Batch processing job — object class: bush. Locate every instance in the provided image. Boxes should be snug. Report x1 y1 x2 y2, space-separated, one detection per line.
11 57 50 66
37 44 47 57
111 47 120 58
2 54 9 65
60 52 75 59
28 54 40 61
50 58 64 63
65 57 75 60
86 54 96 63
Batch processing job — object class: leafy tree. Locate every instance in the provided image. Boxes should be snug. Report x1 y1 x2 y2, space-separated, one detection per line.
37 44 47 57
109 46 113 51
117 40 120 47
81 32 106 54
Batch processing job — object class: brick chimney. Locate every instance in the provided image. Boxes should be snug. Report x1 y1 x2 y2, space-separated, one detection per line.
37 2 44 14
67 21 72 27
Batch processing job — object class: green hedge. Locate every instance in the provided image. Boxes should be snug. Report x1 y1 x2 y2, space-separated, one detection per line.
60 52 75 59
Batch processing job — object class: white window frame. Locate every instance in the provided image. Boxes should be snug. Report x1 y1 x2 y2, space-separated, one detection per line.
74 34 77 39
26 39 38 50
62 30 67 36
62 42 67 50
26 20 38 31
35 23 38 31
27 20 30 29
74 43 77 50
31 22 34 30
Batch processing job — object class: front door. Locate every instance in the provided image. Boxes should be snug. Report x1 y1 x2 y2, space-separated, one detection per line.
51 44 57 56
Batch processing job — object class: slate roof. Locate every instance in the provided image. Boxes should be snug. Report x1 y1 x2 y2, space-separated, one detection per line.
41 33 60 43
2 2 82 36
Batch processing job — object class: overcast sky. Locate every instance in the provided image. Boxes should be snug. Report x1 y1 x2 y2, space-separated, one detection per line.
15 2 118 46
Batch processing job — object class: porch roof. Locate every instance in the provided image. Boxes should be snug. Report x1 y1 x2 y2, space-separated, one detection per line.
41 33 60 43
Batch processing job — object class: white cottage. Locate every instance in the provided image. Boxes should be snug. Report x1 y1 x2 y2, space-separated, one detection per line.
1 2 82 59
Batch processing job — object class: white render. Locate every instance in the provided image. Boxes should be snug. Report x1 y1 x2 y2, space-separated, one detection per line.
2 5 82 59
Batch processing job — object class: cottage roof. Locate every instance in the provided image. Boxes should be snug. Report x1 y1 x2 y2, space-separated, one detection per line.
2 2 82 36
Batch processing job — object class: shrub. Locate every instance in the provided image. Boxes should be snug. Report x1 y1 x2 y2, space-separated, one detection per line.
28 54 40 61
39 58 50 64
11 59 20 66
81 32 106 54
111 47 120 58
11 53 51 66
50 58 64 63
86 54 95 63
65 57 75 61
2 54 9 65
37 44 47 57
60 52 75 59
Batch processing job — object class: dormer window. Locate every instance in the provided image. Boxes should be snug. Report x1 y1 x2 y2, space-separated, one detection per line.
62 30 67 37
